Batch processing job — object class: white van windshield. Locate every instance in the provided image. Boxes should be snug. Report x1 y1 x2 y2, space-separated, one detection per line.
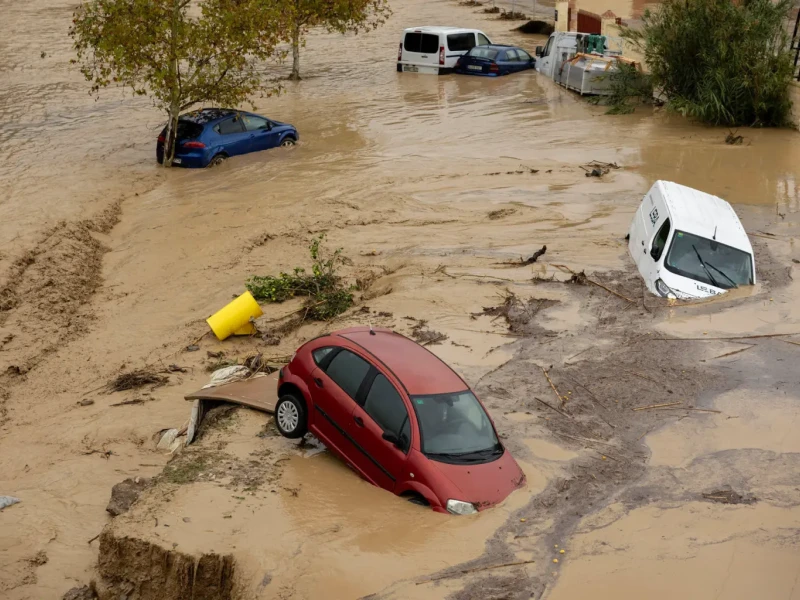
665 230 753 289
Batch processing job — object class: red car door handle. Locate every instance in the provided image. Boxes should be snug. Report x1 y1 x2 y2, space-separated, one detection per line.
353 416 364 427
314 377 323 388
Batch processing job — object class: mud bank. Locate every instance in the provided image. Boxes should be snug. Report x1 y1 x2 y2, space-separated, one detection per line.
2 0 800 597
97 531 234 600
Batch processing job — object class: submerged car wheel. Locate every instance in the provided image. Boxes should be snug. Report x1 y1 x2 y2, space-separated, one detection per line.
208 154 227 167
275 394 307 438
280 137 296 148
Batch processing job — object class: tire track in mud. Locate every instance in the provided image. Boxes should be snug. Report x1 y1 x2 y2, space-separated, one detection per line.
370 256 795 600
0 200 124 426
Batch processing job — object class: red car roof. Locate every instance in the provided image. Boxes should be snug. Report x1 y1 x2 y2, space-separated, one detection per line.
334 328 468 396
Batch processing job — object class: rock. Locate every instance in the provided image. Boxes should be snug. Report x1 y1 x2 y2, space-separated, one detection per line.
79 399 94 407
62 584 97 600
106 478 150 517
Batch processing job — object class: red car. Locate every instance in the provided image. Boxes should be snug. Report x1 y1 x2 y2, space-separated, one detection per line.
275 327 525 514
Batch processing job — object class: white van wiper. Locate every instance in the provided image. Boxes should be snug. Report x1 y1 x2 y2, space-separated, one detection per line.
692 245 720 288
704 261 738 289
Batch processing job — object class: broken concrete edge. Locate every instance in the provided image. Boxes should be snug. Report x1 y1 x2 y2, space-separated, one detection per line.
97 529 235 600
106 478 151 517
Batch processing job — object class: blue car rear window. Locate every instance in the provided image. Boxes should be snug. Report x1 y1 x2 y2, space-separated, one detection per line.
176 121 203 140
469 48 499 60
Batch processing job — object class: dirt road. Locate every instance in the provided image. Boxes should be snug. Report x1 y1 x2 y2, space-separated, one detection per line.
2 0 800 598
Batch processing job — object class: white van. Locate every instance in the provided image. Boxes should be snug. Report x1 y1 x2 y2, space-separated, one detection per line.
397 27 493 74
629 181 756 299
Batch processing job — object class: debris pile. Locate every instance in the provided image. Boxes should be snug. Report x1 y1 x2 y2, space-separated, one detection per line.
108 368 168 392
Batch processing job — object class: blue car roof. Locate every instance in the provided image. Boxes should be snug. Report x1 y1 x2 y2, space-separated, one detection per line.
180 108 245 125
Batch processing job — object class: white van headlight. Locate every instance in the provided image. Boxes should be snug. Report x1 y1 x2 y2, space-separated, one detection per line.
655 278 671 297
446 499 477 515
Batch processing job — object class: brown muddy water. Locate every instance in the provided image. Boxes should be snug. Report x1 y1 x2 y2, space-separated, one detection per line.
1 0 800 598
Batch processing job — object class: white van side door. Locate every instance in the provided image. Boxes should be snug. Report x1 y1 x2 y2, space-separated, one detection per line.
629 195 650 268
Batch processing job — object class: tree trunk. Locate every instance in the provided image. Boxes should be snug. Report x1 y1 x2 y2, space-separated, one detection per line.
164 0 180 167
164 109 180 167
289 24 301 81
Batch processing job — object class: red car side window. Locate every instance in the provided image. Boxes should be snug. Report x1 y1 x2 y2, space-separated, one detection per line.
312 346 338 366
363 374 411 451
324 350 371 399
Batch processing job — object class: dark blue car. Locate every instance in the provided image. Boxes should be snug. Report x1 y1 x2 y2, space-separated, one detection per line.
454 45 536 77
156 108 299 168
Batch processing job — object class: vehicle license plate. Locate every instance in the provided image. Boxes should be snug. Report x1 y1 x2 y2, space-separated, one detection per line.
404 65 419 72
468 65 482 71
173 158 182 164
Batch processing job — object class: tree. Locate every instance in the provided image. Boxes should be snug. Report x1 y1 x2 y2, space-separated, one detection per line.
70 0 286 166
279 0 391 81
623 0 795 127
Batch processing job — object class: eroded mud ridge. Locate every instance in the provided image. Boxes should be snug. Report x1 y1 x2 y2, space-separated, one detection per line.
98 532 234 600
0 201 122 423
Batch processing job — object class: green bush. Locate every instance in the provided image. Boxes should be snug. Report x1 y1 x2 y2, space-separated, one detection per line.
246 235 354 321
592 62 654 114
624 0 795 126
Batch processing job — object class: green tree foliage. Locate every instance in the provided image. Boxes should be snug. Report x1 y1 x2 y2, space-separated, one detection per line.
623 0 795 127
70 0 286 166
278 0 392 80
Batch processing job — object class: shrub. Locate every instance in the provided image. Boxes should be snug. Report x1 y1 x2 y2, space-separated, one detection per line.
592 62 654 114
623 0 795 126
246 235 354 321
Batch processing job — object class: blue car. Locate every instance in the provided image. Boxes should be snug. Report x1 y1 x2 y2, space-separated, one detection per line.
156 108 299 168
454 45 536 77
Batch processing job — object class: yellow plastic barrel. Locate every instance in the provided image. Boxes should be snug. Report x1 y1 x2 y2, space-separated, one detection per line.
207 291 263 341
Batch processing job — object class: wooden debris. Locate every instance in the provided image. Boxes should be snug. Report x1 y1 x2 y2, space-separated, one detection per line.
552 264 636 304
632 401 682 412
533 396 574 420
541 367 565 406
652 333 800 341
711 345 755 360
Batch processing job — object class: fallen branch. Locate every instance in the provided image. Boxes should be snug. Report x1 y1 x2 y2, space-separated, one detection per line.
711 345 755 360
621 368 662 385
541 367 565 406
533 396 574 420
416 559 537 585
652 333 800 341
632 401 682 411
562 375 608 410
87 534 100 545
554 432 618 448
655 406 722 414
552 264 636 304
109 399 147 407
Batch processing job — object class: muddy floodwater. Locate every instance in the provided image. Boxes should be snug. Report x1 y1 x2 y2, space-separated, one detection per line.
2 0 800 598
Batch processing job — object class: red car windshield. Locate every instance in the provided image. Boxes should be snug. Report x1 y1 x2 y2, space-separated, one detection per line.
411 391 501 462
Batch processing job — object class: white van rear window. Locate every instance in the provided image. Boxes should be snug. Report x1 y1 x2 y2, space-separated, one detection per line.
404 33 439 54
447 33 476 52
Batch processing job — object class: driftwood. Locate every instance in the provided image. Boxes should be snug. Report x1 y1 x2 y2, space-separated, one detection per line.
652 333 800 341
632 401 682 411
533 396 574 420
541 367 565 406
711 345 755 360
552 264 636 304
